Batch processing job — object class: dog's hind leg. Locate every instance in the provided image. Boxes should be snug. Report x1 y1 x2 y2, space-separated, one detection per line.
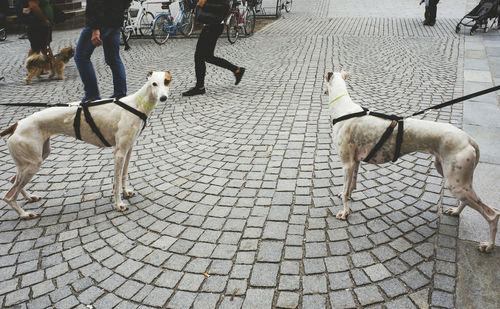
444 148 499 252
4 167 40 219
337 162 358 220
10 175 40 203
121 147 135 198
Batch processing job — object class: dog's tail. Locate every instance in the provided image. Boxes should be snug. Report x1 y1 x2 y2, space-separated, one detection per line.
469 137 480 167
0 123 18 138
25 54 48 69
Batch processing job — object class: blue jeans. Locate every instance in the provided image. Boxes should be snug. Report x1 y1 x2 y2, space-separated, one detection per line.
74 26 126 101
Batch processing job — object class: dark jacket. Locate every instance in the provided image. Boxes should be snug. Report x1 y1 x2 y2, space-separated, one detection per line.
85 0 131 29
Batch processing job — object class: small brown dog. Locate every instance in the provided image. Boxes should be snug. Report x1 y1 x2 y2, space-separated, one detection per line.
25 46 75 84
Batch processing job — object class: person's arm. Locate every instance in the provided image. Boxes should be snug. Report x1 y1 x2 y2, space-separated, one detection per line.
85 0 105 46
28 0 51 26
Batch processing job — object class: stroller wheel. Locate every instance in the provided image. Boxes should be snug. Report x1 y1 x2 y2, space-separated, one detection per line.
470 29 476 36
455 25 460 33
484 27 489 33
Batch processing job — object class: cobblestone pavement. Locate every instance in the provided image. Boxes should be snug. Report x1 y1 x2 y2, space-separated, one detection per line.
0 0 479 308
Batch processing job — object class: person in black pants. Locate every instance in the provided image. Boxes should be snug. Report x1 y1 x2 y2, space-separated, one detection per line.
183 0 245 97
423 0 439 26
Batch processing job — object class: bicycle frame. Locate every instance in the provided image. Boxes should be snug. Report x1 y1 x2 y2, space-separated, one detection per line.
124 0 149 34
156 2 189 35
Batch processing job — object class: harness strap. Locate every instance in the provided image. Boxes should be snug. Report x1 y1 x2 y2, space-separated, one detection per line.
72 98 149 147
74 106 82 140
394 120 404 162
332 108 404 163
82 104 112 147
332 108 368 126
114 99 148 131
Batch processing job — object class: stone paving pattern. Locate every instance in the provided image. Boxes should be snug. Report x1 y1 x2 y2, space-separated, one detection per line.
0 0 493 308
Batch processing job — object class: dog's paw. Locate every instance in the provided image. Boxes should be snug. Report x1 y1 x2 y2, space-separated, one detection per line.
336 210 349 220
478 242 493 253
116 203 128 212
444 208 460 216
20 211 38 219
26 195 40 203
123 189 135 198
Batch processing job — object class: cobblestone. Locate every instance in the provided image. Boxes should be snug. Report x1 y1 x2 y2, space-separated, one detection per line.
0 0 470 307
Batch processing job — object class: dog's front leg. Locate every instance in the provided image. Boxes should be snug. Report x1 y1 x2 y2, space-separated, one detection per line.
337 162 358 220
121 147 135 198
113 148 128 212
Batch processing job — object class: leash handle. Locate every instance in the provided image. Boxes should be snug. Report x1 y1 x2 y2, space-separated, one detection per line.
411 85 500 117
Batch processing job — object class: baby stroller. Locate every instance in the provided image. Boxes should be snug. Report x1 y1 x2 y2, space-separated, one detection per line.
456 0 499 35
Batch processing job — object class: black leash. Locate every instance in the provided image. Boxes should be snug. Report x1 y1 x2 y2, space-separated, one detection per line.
0 102 72 107
411 84 500 117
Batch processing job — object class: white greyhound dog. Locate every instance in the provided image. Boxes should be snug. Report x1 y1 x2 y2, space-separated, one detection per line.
324 69 499 252
0 71 171 219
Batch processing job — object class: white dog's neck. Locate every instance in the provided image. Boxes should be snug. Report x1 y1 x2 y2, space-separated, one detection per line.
130 84 157 115
328 78 363 118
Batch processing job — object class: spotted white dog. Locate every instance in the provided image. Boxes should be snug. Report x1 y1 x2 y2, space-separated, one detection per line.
1 71 171 219
324 69 499 252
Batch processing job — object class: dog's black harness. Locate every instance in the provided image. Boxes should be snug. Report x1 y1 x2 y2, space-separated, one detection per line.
73 98 148 147
332 107 404 163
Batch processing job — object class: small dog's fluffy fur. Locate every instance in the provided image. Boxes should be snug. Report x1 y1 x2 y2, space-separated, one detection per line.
25 46 75 84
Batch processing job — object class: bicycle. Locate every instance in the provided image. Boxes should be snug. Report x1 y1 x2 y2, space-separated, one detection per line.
226 0 256 44
151 1 195 45
276 0 292 17
121 0 155 44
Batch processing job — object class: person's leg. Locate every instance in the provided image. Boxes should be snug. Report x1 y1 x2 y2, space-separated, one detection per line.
428 0 438 25
74 26 100 101
101 27 127 99
204 24 238 73
194 25 213 88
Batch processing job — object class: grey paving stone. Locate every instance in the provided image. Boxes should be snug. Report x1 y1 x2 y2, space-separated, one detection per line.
401 269 430 290
276 291 299 309
242 289 274 309
329 272 353 290
78 286 104 305
192 293 220 309
330 290 356 309
257 241 284 262
5 288 30 306
364 264 392 282
250 263 279 287
385 297 417 309
354 285 384 306
167 291 196 309
303 274 328 294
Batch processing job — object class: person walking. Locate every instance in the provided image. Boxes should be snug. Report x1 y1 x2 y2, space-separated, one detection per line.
74 0 131 102
24 0 54 57
420 0 439 26
182 0 245 97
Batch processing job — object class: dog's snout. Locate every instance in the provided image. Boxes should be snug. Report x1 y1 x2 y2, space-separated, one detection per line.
160 95 167 102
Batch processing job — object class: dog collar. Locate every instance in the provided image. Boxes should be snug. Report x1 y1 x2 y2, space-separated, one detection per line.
328 93 348 107
137 94 157 109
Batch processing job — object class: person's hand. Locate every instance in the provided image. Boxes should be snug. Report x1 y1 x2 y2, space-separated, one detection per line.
419 0 424 5
43 19 51 27
91 29 103 47
197 0 207 7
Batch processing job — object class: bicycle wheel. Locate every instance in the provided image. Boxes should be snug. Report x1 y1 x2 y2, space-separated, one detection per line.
152 14 171 45
139 11 155 37
285 0 292 12
226 13 239 44
276 0 282 17
179 10 195 37
0 28 6 41
244 8 256 36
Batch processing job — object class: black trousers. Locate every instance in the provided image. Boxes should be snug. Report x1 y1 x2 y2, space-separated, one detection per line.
195 23 237 88
428 0 439 23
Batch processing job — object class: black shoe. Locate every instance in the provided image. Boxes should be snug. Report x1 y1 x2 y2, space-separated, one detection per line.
182 87 206 97
423 20 430 25
234 67 245 85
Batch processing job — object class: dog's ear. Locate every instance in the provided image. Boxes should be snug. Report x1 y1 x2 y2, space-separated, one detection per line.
340 69 350 80
147 71 153 80
326 72 333 82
